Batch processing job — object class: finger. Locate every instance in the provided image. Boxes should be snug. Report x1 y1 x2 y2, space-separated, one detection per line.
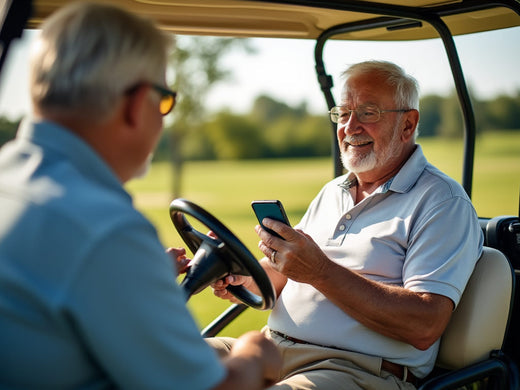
227 274 250 286
257 239 269 256
255 225 280 249
262 218 292 239
213 288 231 298
295 228 312 240
211 274 244 290
211 279 227 289
269 248 278 265
258 240 279 265
176 257 191 274
213 287 240 304
166 246 187 258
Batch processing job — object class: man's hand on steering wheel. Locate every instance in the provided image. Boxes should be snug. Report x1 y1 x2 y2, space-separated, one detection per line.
169 198 276 310
211 274 255 304
166 247 190 275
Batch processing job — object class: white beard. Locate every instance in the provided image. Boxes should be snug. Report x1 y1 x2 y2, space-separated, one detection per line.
340 142 377 173
340 123 402 173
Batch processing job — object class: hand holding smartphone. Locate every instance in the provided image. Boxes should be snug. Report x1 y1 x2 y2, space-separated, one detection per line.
251 200 291 240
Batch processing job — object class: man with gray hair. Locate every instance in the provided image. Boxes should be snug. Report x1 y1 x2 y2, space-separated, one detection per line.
0 2 280 389
211 60 483 389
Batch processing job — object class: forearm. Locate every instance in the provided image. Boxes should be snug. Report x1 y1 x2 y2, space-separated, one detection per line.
313 258 453 350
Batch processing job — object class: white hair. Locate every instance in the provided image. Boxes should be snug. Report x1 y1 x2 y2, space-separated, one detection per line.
341 60 419 110
341 60 420 138
30 2 173 119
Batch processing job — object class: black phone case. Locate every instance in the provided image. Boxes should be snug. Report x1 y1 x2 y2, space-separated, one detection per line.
251 200 290 239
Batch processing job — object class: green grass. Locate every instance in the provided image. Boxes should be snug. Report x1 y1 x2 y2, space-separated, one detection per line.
127 158 330 335
420 132 520 218
126 131 520 336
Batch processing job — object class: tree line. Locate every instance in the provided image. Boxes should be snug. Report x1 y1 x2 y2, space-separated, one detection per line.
158 90 520 161
1 90 519 161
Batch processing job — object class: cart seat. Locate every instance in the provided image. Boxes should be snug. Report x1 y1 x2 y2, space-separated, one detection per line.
420 246 516 389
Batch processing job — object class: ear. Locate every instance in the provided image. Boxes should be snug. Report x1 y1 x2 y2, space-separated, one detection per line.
401 109 419 142
123 85 148 129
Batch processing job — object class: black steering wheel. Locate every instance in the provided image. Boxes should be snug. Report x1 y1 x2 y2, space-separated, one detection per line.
169 198 276 310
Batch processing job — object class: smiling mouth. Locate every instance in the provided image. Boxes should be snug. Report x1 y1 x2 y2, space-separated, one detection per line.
347 141 373 147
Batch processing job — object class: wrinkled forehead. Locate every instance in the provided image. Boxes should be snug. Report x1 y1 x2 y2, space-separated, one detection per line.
341 72 395 106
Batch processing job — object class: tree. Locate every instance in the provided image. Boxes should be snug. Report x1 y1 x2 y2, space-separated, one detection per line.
0 116 20 147
166 36 254 197
419 95 443 137
485 92 520 130
206 111 264 159
436 89 487 139
293 115 331 157
249 95 301 123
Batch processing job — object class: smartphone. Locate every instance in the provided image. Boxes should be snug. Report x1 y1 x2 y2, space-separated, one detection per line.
251 200 291 239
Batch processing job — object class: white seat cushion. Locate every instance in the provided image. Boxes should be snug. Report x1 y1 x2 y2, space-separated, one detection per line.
437 247 513 369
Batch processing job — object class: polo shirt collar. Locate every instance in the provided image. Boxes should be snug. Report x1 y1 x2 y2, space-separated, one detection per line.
387 144 427 194
17 118 126 194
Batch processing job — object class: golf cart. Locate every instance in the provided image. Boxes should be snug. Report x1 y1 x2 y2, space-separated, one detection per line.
2 0 519 388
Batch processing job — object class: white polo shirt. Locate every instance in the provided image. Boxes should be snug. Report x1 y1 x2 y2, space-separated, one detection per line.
268 145 483 378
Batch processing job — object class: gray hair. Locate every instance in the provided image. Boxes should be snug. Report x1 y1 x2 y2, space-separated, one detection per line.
341 60 419 111
30 2 173 119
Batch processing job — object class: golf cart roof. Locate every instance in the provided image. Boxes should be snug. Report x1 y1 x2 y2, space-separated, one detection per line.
28 0 520 40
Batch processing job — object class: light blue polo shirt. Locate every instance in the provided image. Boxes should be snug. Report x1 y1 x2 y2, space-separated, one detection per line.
268 145 484 378
0 120 225 389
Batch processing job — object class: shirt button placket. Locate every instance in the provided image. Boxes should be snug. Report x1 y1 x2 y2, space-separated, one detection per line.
336 213 353 234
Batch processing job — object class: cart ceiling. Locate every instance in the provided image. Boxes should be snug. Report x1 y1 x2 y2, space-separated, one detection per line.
29 0 520 40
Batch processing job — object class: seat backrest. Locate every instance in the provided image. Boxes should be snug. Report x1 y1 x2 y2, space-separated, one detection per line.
436 246 514 370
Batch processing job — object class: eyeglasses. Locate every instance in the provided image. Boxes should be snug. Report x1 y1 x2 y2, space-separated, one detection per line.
329 104 412 124
151 84 177 116
125 82 177 116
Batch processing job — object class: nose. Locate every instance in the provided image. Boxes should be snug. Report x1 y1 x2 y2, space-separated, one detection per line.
339 113 363 139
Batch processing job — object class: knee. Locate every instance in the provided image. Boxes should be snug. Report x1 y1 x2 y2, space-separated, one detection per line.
205 336 236 359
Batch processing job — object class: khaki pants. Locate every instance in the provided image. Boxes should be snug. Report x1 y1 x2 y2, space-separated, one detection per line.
206 327 417 390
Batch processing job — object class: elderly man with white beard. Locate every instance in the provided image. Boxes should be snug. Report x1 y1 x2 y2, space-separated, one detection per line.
209 60 483 390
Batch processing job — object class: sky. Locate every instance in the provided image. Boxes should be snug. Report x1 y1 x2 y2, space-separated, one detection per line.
1 26 519 120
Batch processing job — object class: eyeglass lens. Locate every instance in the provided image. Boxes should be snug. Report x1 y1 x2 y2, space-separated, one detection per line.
331 105 380 124
159 94 175 115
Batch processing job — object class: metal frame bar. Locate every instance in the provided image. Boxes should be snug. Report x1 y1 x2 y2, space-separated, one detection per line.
419 351 517 389
319 15 477 195
201 304 248 338
0 0 33 86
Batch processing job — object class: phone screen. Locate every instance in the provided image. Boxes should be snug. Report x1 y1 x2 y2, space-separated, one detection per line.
251 200 290 239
